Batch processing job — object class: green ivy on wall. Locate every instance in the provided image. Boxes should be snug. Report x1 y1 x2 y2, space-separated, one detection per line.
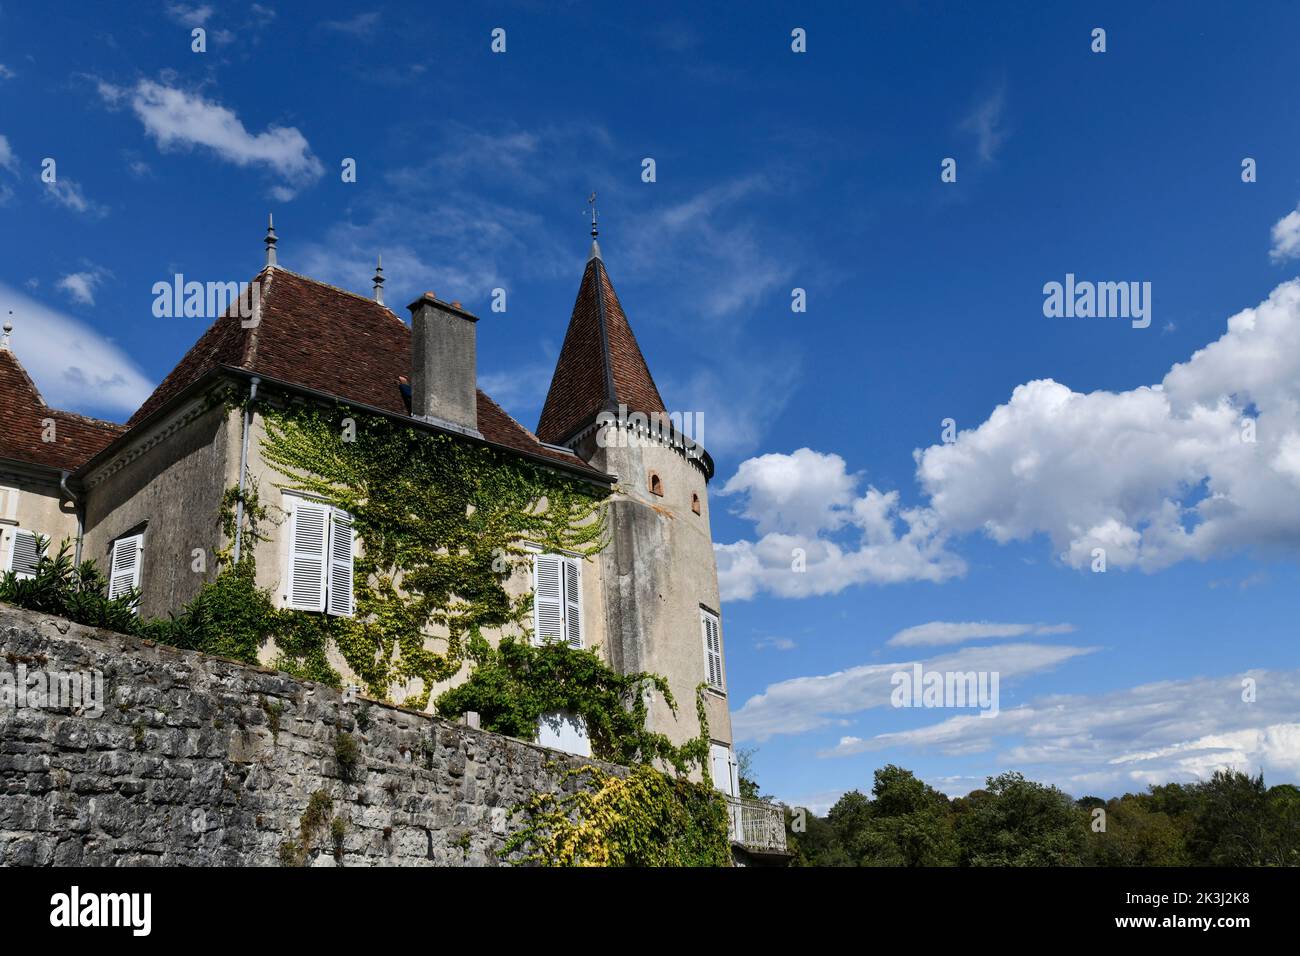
258 401 607 707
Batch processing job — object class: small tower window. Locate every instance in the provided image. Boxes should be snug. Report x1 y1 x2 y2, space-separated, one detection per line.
648 471 664 497
691 493 701 515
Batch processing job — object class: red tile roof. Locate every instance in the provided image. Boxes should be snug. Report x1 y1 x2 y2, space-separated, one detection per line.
124 267 606 479
536 252 667 446
0 347 125 472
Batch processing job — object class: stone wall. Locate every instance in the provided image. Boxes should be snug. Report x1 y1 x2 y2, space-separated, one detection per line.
0 604 626 866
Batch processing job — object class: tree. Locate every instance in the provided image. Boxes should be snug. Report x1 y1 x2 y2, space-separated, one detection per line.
956 771 1088 866
854 765 957 866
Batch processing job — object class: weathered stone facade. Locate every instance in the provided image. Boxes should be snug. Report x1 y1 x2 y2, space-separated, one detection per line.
0 604 627 867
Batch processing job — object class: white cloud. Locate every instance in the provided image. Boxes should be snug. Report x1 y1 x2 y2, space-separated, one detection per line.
819 668 1300 796
55 266 111 306
959 88 1007 163
732 642 1096 743
755 636 798 651
165 3 212 28
322 11 381 37
716 448 965 600
0 134 19 174
43 178 108 217
1270 208 1300 262
0 64 15 80
887 621 1075 647
0 283 153 416
99 80 323 198
915 279 1300 571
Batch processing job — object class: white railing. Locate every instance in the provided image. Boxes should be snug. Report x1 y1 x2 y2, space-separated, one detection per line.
724 796 787 853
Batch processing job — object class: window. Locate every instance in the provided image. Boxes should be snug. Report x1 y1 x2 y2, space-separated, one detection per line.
108 533 144 609
701 608 724 691
532 553 583 648
285 497 355 616
710 743 738 797
648 471 663 496
691 493 701 515
5 528 43 580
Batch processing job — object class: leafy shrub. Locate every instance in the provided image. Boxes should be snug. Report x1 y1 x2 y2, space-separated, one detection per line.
0 539 140 633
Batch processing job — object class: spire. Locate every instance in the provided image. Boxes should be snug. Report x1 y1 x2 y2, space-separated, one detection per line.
536 241 667 446
373 254 385 305
2 311 11 350
587 191 601 261
264 213 278 268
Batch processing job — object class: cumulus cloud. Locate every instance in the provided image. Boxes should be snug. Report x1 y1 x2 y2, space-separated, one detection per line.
887 620 1075 647
820 669 1300 796
1269 207 1300 262
915 279 1300 571
0 283 152 417
732 642 1096 743
98 80 323 198
715 449 965 600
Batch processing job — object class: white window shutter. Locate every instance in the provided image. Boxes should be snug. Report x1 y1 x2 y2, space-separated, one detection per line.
287 500 329 612
7 529 42 579
326 509 355 617
108 534 143 603
533 554 564 645
702 611 724 690
563 558 583 649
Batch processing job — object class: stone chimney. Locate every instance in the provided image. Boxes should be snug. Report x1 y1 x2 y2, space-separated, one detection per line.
407 292 481 437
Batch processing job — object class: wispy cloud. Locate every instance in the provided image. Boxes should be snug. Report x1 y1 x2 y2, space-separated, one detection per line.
733 642 1096 743
97 79 323 199
0 64 16 81
819 669 1300 798
0 283 153 417
887 621 1075 647
321 11 381 37
165 3 213 28
43 178 108 217
55 265 112 306
959 87 1008 163
755 636 798 651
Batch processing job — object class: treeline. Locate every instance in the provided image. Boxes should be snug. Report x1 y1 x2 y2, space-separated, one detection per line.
784 765 1300 866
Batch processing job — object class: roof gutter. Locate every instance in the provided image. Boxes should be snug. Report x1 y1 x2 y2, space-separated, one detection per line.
232 376 260 563
59 470 83 564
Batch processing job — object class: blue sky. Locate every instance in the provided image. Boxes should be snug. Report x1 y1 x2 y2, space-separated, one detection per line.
3 1 1300 809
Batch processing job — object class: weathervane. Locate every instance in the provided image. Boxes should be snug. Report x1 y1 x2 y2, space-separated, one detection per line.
588 192 598 238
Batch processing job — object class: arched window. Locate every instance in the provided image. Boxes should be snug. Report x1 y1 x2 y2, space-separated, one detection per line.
648 471 664 497
691 493 701 515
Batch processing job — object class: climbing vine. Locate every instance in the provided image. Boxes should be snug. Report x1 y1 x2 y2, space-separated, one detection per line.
257 401 607 707
436 635 712 775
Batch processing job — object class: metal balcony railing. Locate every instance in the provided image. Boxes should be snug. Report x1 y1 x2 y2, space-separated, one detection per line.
724 796 787 853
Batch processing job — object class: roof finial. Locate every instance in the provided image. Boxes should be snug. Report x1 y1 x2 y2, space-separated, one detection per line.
373 254 385 306
2 311 12 350
587 191 601 261
264 213 278 268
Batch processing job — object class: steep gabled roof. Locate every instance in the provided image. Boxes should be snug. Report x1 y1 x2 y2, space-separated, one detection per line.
124 267 603 478
0 345 125 472
536 249 667 446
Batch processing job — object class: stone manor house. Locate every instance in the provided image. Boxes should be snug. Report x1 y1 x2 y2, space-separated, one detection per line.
0 220 786 857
